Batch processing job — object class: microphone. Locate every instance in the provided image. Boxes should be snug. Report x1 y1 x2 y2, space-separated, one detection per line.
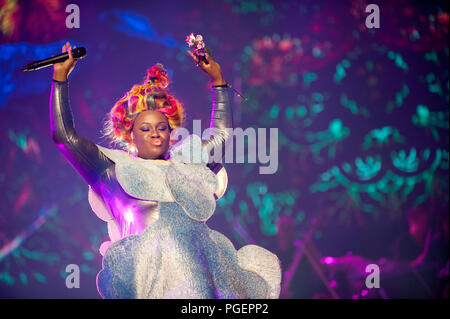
21 47 87 71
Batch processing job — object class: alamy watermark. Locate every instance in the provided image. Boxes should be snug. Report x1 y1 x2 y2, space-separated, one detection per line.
365 4 380 29
65 4 80 29
365 263 380 289
170 120 279 175
65 264 80 288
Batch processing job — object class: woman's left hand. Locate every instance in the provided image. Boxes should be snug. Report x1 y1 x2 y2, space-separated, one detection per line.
187 51 226 86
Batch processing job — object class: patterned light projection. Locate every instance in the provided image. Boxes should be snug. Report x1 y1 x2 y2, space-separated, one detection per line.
0 0 448 298
0 0 66 43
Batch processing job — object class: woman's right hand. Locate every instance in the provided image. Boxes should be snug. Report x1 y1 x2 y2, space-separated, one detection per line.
53 41 78 82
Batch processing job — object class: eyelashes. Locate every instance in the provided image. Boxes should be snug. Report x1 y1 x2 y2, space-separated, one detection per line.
140 127 167 132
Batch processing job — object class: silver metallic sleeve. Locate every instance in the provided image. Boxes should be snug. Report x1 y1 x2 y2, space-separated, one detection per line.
202 86 234 174
50 80 114 187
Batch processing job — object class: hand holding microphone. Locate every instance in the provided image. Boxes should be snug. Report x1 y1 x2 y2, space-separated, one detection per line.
53 42 79 82
21 41 85 80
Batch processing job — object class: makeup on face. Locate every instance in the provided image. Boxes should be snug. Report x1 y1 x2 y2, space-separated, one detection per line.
132 110 171 159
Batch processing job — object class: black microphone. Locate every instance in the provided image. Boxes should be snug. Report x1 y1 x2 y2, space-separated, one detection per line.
21 47 87 71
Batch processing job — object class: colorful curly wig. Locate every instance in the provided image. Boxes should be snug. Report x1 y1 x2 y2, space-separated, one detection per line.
102 63 185 150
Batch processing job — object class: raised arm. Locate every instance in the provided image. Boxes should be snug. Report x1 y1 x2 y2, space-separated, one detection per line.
186 50 234 174
51 42 113 188
203 85 233 173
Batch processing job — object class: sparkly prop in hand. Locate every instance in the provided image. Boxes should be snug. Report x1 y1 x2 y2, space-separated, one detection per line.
185 33 247 100
185 33 211 65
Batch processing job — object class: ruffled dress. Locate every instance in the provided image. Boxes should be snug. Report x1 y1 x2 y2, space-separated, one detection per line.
88 134 281 298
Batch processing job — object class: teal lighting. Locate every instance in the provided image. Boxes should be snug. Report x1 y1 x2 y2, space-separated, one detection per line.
355 156 382 180
391 148 419 173
303 72 318 85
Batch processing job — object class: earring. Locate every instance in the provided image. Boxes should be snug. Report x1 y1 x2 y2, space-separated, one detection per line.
128 143 138 157
128 133 137 157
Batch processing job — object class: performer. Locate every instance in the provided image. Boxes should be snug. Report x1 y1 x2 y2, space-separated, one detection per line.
50 41 281 298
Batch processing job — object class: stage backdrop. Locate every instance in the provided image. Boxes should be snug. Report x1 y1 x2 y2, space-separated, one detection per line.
0 0 448 298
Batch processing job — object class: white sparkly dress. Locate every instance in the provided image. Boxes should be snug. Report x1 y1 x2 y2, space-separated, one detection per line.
50 79 281 299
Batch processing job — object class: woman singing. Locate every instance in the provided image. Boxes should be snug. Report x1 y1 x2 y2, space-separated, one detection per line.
50 41 281 298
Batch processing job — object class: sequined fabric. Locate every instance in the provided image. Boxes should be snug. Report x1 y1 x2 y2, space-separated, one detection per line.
90 134 282 298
